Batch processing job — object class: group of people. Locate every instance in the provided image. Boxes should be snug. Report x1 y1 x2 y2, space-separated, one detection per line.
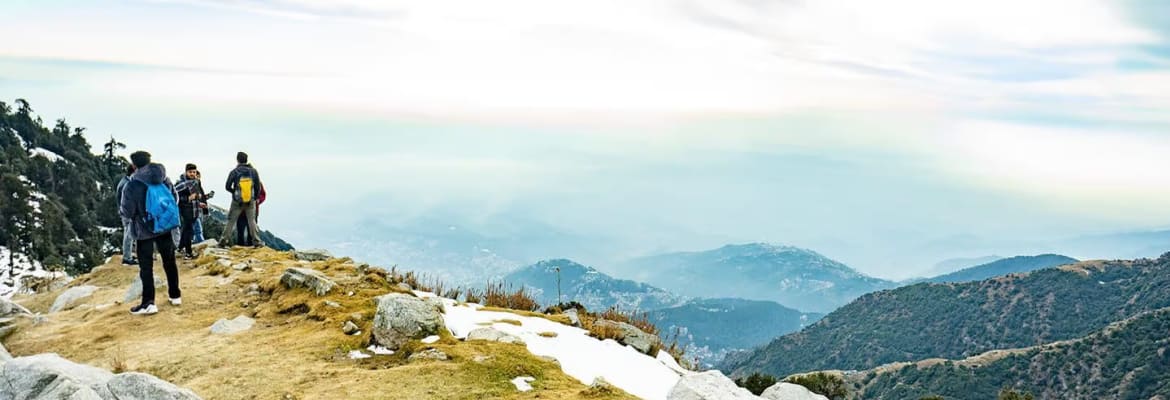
116 151 266 315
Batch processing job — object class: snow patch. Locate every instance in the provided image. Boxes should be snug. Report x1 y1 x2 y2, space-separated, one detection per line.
421 335 440 344
511 376 536 392
348 350 371 360
367 345 395 355
29 147 67 163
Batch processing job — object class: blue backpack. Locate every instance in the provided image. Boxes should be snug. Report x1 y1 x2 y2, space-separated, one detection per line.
144 182 180 234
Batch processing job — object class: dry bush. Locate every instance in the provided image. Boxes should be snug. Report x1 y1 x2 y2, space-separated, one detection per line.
597 307 658 336
463 288 482 304
482 282 540 312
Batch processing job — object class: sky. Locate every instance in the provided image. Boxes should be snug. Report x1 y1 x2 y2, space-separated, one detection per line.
2 0 1169 279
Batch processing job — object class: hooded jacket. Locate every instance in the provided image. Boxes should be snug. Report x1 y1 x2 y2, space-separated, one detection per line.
118 163 177 241
225 163 263 203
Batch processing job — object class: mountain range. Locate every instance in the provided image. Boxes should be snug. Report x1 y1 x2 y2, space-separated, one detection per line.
925 254 1077 284
617 243 896 313
503 259 686 312
647 298 823 368
723 253 1170 379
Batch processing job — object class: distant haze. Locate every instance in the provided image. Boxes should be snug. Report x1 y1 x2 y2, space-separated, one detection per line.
3 0 1169 280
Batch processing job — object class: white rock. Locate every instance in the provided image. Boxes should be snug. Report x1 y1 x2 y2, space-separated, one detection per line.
511 376 536 392
294 249 333 262
761 383 829 400
668 370 759 400
348 350 371 360
50 286 99 313
210 315 255 335
371 293 444 350
124 278 166 303
366 345 395 355
279 268 335 296
107 372 203 400
466 327 525 345
0 353 116 399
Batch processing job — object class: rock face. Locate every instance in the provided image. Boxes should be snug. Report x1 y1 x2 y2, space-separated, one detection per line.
210 316 256 335
50 285 99 313
466 327 526 345
279 268 335 296
593 319 661 355
761 383 829 400
0 353 201 400
0 297 32 317
294 249 332 262
371 293 444 350
124 278 167 303
668 371 759 400
107 373 203 400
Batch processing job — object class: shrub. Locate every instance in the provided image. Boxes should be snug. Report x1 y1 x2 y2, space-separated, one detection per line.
998 388 1035 400
482 282 540 312
734 372 778 395
785 372 848 400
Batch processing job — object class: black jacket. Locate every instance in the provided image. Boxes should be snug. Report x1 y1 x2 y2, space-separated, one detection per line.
118 163 176 240
225 163 262 202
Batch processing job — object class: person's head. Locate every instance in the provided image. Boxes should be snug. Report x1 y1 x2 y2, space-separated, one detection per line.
125 164 136 176
195 170 202 179
129 151 151 168
185 163 198 179
236 152 249 164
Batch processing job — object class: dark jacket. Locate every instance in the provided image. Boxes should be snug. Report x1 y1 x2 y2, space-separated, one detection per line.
175 174 204 212
225 163 263 203
119 163 176 241
115 175 132 217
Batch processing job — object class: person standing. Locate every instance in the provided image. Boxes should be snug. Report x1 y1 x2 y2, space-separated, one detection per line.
235 183 266 246
119 151 183 315
192 170 207 244
174 163 205 259
115 164 138 265
220 152 263 248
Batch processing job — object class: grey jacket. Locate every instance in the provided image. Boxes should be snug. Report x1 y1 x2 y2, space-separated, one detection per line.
115 175 131 215
118 163 177 241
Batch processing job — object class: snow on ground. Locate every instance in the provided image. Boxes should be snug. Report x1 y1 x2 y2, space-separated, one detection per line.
0 246 64 299
418 291 687 400
29 147 67 163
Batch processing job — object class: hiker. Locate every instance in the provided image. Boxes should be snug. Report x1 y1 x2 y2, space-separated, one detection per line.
235 183 266 246
119 151 183 315
115 164 138 265
192 170 207 243
220 152 263 247
174 163 206 259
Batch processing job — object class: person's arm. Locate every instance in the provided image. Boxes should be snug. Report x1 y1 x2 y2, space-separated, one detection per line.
225 168 238 192
119 180 139 220
257 181 267 205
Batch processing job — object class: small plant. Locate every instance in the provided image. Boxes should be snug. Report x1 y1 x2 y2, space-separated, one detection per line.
734 372 778 396
111 347 129 373
543 301 586 315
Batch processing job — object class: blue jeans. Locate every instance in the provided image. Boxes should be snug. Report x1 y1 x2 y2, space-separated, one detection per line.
192 216 205 243
121 217 137 262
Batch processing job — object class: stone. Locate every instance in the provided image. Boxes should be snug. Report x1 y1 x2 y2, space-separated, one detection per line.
192 239 219 252
342 321 360 335
472 355 493 363
0 297 32 317
423 296 445 313
563 308 582 327
538 355 560 366
668 370 760 400
50 285 99 313
589 377 616 392
245 283 261 296
124 277 167 303
0 353 117 399
510 376 536 392
294 249 332 262
349 312 364 322
407 349 449 362
323 300 341 309
279 268 336 296
107 372 203 400
202 246 228 258
231 263 250 271
466 327 525 345
371 293 445 350
210 315 255 335
594 320 661 355
216 259 232 269
761 383 830 400
396 282 413 292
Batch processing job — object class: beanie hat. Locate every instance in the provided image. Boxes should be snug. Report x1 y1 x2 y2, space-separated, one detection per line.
130 151 152 168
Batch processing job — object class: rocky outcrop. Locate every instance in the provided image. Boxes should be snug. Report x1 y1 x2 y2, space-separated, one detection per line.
279 268 335 296
466 327 525 345
761 383 829 400
124 277 166 303
50 285 99 313
0 353 201 399
371 293 444 350
294 249 332 262
593 319 661 355
668 370 759 400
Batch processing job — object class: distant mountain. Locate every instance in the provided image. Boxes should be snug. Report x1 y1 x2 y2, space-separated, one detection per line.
504 259 687 311
926 254 1077 284
618 243 896 313
851 307 1170 400
647 298 823 367
925 255 1003 277
722 253 1170 378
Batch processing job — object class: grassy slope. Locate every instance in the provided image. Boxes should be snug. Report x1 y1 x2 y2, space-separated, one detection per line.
6 248 633 400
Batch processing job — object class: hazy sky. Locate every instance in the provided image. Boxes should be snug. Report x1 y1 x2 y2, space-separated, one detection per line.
2 0 1169 279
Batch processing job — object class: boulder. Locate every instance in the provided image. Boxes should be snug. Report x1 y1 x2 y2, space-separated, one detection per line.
50 285 99 313
593 320 661 355
407 349 449 362
466 327 526 345
563 308 582 327
210 315 255 335
0 297 32 317
107 372 202 400
396 282 413 292
294 249 332 262
0 353 116 399
279 268 335 296
761 383 829 400
342 321 360 335
124 278 167 303
371 293 444 350
668 370 759 400
423 297 446 313
192 239 219 252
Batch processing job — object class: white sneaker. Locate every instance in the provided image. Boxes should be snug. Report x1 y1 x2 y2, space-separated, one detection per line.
169 297 182 306
130 304 158 315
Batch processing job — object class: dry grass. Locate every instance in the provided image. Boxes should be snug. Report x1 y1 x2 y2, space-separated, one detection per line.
493 319 523 326
539 332 559 338
6 248 632 400
483 282 540 312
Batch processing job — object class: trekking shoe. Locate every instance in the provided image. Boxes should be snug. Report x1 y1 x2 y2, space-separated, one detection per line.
169 297 182 306
130 303 158 315
182 252 197 260
122 259 138 266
